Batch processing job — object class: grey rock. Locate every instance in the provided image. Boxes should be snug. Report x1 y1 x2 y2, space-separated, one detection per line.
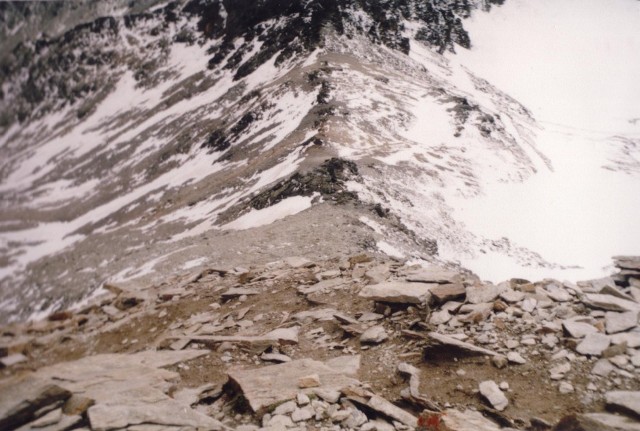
441 408 502 431
614 256 640 271
404 266 460 284
28 408 62 428
562 320 598 338
584 412 640 431
610 332 640 348
500 290 525 304
0 380 71 430
359 312 384 322
296 393 310 406
284 257 314 268
0 353 27 368
465 284 507 304
298 278 346 295
521 297 538 312
291 407 314 422
429 310 452 325
583 294 640 312
274 401 297 416
427 332 503 358
261 353 292 363
545 284 572 302
576 333 611 356
507 352 526 364
429 284 466 304
314 389 341 404
605 311 639 334
479 380 508 411
222 287 260 299
293 308 339 322
559 382 574 394
227 358 359 413
325 355 361 377
592 359 616 377
268 414 295 428
359 282 433 304
343 408 368 428
606 391 640 418
360 326 388 344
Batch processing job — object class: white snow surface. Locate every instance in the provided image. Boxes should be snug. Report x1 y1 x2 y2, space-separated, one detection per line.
222 195 315 231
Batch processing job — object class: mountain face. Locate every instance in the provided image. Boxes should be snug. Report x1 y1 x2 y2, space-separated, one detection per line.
0 0 553 323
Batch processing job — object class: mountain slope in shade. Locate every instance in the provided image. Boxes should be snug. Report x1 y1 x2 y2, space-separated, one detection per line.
0 0 637 322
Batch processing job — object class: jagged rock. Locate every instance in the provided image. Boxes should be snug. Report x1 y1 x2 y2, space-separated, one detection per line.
583 294 640 312
521 297 538 312
605 391 640 418
297 392 310 406
552 414 617 431
430 284 466 304
507 352 526 364
426 332 503 358
314 388 341 404
359 282 433 304
227 358 359 413
576 333 611 356
562 320 599 338
274 401 297 415
342 386 417 428
605 311 639 334
583 413 640 430
479 380 508 411
405 266 460 284
0 379 71 430
465 284 507 304
360 326 388 344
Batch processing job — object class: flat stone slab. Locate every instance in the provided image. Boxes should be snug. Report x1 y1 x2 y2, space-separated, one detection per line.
584 413 640 430
227 358 360 413
605 311 638 334
426 332 502 358
183 327 299 346
605 391 640 418
562 320 598 338
440 408 502 431
0 379 71 430
465 284 507 305
576 333 611 356
614 256 640 271
430 284 466 303
359 282 434 304
583 294 640 312
404 266 461 284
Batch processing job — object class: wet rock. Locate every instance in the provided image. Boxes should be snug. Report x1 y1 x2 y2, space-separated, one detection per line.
359 282 433 304
605 391 640 418
576 333 611 356
562 320 598 338
360 326 388 344
479 380 508 411
227 358 359 413
605 311 639 334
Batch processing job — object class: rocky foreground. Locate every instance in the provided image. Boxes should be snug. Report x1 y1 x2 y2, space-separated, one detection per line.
2 255 640 431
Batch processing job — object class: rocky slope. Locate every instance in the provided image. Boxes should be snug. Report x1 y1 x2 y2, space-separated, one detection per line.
0 0 549 323
2 254 640 430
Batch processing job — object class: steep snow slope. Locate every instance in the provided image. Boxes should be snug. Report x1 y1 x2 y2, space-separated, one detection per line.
448 0 640 281
0 0 636 321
